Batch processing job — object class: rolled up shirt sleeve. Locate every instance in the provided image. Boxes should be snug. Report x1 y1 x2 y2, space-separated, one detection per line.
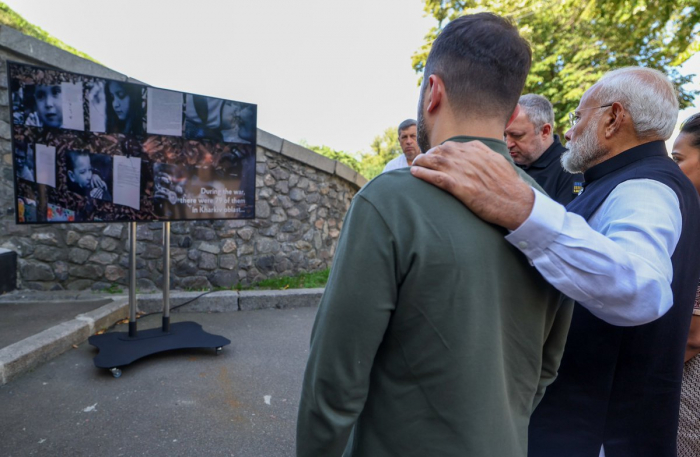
506 180 682 326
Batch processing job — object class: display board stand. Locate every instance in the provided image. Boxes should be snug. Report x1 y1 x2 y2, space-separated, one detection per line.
88 222 231 378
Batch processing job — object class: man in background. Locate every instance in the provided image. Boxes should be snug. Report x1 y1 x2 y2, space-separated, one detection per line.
297 13 572 457
505 94 582 205
382 118 420 172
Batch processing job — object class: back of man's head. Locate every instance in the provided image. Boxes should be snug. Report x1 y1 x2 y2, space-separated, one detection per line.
592 67 678 141
398 119 417 136
423 13 532 123
518 94 554 132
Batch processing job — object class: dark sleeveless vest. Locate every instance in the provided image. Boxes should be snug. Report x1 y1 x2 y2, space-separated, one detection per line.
528 141 700 457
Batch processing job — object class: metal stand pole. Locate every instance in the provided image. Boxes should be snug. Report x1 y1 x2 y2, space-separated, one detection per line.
88 221 230 377
128 222 137 338
162 221 170 333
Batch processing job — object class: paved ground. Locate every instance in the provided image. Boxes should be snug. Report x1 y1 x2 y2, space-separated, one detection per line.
0 298 113 349
0 307 316 457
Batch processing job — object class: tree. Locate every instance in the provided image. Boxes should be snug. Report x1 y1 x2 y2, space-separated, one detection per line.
359 127 402 180
300 141 362 173
412 0 700 135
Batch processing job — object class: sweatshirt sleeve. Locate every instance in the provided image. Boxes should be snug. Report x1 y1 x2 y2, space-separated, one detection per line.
296 194 398 457
532 295 574 411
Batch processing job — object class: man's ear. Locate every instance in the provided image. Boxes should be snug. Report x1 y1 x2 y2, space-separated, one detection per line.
506 105 520 128
605 102 625 138
541 123 553 137
68 170 75 183
426 74 444 113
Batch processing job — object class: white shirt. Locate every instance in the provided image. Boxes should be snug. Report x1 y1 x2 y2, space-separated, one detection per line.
382 154 409 173
506 179 682 327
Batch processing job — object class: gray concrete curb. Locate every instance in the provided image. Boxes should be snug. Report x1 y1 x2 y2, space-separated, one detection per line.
0 297 129 385
0 288 323 385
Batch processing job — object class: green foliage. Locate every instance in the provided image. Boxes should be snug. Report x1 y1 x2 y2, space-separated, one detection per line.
0 2 98 63
301 127 402 181
232 268 330 291
355 126 402 180
103 283 124 294
413 0 700 135
300 141 362 173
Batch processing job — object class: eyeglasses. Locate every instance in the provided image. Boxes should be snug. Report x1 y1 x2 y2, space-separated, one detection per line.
568 104 614 128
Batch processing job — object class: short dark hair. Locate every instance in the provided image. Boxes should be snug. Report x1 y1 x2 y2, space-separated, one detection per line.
67 150 90 171
398 119 416 136
423 13 532 122
680 113 700 149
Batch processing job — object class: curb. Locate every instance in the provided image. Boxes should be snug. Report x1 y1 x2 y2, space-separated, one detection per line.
0 288 324 385
0 297 129 385
136 288 325 313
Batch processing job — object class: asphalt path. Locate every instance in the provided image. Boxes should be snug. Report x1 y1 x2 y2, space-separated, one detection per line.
0 307 317 457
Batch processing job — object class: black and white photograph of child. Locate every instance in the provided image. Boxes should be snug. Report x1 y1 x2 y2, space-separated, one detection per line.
24 84 63 128
66 150 113 202
105 81 144 136
87 80 107 133
152 162 188 218
184 94 257 143
15 142 35 182
220 101 256 144
10 79 25 125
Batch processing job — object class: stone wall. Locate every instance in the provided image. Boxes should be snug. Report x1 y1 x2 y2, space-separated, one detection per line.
0 26 367 291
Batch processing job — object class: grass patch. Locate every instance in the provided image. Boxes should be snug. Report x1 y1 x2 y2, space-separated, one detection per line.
0 3 98 62
230 268 330 291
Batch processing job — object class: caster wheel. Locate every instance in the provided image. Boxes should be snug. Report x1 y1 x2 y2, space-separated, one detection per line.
215 347 223 356
110 368 122 378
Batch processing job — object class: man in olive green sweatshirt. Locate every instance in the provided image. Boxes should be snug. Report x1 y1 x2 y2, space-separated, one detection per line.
296 13 573 457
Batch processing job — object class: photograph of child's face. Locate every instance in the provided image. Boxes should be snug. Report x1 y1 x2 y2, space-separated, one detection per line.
108 81 130 121
34 84 63 128
66 151 113 202
68 153 93 189
15 143 35 182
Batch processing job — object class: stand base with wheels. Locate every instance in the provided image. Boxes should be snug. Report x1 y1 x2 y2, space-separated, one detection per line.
89 221 231 378
88 321 231 378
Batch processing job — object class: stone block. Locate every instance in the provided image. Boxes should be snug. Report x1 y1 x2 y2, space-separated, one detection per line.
65 231 81 246
180 276 211 290
77 235 99 251
105 265 127 282
238 288 325 311
221 239 237 254
69 264 104 279
209 270 237 288
198 242 221 255
100 237 120 252
256 200 271 219
237 227 254 241
219 254 238 270
256 129 283 153
334 162 358 183
20 260 55 281
33 245 64 262
194 226 216 241
31 232 60 246
89 252 119 266
256 238 279 254
198 252 217 270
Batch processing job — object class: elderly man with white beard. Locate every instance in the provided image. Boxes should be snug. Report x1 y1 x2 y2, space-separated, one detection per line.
411 67 700 457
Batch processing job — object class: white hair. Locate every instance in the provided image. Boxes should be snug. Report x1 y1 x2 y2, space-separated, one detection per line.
592 67 678 140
